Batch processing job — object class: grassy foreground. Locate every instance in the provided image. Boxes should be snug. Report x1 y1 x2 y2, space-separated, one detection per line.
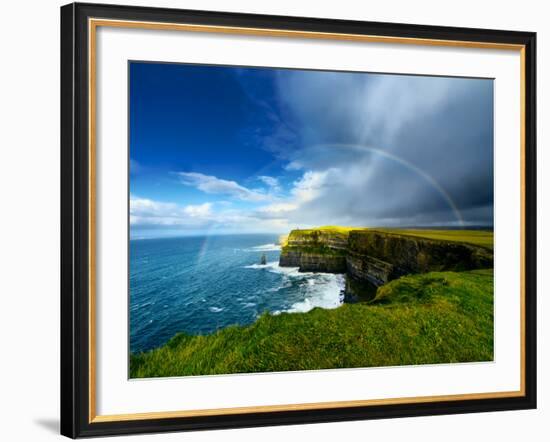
130 269 493 378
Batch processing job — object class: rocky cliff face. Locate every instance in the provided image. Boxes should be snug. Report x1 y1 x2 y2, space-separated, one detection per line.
283 229 349 251
279 250 347 273
279 229 348 273
279 228 493 301
347 230 493 283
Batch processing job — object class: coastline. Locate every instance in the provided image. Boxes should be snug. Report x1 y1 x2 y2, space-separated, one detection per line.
129 227 494 377
130 268 494 378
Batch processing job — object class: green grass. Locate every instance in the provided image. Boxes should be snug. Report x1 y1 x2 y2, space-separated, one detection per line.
373 229 494 250
285 226 358 244
285 226 493 250
130 269 494 378
304 225 368 234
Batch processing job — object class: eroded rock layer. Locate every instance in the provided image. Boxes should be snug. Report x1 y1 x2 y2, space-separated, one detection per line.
279 228 493 300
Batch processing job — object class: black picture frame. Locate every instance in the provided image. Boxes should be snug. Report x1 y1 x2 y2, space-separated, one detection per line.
61 2 537 438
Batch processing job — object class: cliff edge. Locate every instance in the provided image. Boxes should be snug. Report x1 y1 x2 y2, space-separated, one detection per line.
279 227 493 300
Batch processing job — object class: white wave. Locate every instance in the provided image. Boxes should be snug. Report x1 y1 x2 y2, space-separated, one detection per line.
244 261 311 277
285 274 345 314
246 243 282 252
243 302 256 308
267 279 292 293
243 261 279 270
245 261 345 315
208 306 224 313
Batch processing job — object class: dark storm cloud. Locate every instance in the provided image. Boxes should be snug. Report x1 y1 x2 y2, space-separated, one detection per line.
266 71 494 227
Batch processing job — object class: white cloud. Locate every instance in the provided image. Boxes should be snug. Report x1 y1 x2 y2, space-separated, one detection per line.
183 203 212 217
130 196 213 226
254 170 330 221
258 175 281 193
257 202 297 215
178 172 269 202
130 197 178 216
290 170 329 203
129 195 291 233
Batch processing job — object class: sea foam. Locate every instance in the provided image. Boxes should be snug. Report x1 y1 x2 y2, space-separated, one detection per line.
285 274 345 314
246 243 282 252
245 261 345 314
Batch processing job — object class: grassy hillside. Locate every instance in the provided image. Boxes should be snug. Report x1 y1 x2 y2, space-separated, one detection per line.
130 269 493 378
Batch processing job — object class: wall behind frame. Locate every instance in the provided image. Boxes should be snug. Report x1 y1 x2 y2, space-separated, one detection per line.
0 0 546 441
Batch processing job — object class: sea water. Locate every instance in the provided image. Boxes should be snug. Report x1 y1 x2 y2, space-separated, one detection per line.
130 234 345 353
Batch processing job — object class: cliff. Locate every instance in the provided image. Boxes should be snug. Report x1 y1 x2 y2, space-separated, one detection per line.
279 227 493 300
279 228 350 273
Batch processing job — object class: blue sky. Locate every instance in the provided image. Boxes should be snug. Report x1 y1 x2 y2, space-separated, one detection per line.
129 62 493 238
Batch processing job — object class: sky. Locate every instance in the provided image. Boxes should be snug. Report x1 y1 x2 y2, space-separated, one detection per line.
129 62 494 238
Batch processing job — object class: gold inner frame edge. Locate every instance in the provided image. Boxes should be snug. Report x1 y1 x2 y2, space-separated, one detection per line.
87 17 527 423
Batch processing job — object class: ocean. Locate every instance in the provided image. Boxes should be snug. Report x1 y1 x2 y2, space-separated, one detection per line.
130 234 345 353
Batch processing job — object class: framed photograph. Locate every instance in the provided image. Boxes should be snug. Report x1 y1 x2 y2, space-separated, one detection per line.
60 2 537 438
